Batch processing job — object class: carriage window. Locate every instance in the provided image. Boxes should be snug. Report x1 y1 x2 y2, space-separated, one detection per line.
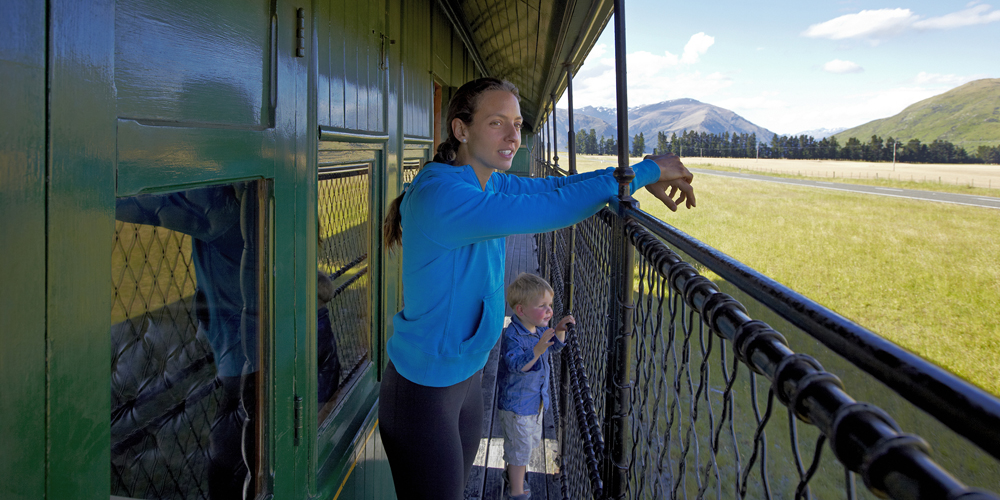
110 180 270 500
317 163 373 420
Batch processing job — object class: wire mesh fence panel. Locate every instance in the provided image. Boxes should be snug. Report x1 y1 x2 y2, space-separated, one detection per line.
622 222 869 500
558 326 605 500
317 164 372 411
617 213 998 500
572 212 615 421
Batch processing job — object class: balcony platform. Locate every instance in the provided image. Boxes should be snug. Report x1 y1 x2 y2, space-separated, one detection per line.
464 233 562 499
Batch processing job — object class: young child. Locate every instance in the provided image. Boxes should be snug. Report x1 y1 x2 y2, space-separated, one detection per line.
496 273 574 499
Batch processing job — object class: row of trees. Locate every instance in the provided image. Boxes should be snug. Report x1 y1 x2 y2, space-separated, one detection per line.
572 129 648 157
571 128 1000 164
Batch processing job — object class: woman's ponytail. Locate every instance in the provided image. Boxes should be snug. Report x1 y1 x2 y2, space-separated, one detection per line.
433 137 460 164
383 192 404 250
384 137 457 251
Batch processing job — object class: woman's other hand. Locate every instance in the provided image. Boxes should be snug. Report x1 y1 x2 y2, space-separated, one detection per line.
644 153 696 211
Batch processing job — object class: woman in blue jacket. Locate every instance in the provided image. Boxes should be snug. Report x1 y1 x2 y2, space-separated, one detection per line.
379 77 695 499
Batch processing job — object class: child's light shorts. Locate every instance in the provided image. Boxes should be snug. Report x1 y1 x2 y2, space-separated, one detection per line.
499 409 543 466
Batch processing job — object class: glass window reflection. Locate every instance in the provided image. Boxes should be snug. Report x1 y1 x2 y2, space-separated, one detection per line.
111 180 268 500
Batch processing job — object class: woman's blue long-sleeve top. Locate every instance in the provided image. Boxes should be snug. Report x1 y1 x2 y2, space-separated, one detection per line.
388 159 660 387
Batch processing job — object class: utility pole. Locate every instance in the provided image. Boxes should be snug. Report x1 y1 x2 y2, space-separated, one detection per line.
892 140 897 171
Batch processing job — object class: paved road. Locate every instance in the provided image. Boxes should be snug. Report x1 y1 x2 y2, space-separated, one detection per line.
690 167 1000 210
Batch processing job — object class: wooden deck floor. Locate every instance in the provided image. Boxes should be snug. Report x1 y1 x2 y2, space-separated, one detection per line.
463 234 561 500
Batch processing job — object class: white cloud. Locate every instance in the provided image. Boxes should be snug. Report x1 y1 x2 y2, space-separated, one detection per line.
803 4 1000 41
559 33 720 108
823 59 864 74
584 42 608 61
715 92 787 113
628 71 733 106
803 8 917 40
914 4 1000 29
747 85 949 135
914 72 965 86
563 64 733 109
681 33 715 63
628 50 681 77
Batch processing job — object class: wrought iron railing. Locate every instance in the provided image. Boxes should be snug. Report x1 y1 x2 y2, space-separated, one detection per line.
529 151 1000 500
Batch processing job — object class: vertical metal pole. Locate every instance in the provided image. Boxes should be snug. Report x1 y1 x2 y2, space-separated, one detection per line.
552 93 559 170
564 66 578 315
546 105 552 167
605 1 636 498
567 66 578 177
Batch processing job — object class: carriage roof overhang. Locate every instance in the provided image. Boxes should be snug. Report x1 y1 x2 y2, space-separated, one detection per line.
436 0 614 133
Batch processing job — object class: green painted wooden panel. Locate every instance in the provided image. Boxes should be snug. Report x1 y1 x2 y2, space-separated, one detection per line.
384 0 404 377
268 3 314 498
402 0 432 138
116 120 275 196
327 405 395 500
508 145 531 176
331 0 387 133
115 0 272 128
431 2 451 83
0 3 46 499
344 0 360 130
451 30 465 85
317 369 381 498
48 1 116 498
367 0 385 133
317 0 332 127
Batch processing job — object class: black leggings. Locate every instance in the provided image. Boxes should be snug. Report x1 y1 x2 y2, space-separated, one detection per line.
378 361 484 500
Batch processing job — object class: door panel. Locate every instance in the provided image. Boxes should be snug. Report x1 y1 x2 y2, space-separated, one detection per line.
47 0 117 498
0 3 47 498
115 0 273 128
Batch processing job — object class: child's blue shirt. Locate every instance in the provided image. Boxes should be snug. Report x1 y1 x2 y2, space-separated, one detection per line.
496 315 564 415
387 159 659 387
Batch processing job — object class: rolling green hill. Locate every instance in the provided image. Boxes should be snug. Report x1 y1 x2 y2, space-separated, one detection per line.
833 78 1000 148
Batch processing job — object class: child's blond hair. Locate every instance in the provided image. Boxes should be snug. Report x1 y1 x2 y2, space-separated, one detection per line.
506 273 554 309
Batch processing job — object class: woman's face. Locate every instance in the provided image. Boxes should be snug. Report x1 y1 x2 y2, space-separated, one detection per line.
453 90 522 174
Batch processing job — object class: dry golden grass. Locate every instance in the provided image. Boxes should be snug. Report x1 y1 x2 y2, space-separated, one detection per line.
574 155 1000 395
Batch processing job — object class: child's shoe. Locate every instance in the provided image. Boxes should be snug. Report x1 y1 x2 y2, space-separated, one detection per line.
502 470 531 499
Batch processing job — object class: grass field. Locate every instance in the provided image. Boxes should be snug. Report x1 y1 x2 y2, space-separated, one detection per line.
572 155 1000 396
692 162 1000 199
571 153 1000 194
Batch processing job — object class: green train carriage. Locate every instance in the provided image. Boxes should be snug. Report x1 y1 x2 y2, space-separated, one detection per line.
1 0 604 499
8 1 1000 499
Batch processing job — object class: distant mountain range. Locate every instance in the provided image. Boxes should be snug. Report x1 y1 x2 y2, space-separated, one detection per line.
793 127 846 139
551 78 1000 153
553 99 775 152
833 78 1000 148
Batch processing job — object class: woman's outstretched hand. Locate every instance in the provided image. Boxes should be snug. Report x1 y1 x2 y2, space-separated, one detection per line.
644 153 696 212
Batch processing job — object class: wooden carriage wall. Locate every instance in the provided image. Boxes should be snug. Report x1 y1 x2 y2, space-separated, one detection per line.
2 0 596 498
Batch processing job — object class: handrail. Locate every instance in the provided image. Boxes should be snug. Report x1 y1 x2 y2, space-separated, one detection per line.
623 205 1000 461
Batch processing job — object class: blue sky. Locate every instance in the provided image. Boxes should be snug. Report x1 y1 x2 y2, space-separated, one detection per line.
558 1 1000 135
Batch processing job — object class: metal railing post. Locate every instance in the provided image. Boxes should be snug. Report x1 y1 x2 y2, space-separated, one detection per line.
603 1 636 498
552 93 560 170
545 103 551 168
564 68 579 315
566 68 577 177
